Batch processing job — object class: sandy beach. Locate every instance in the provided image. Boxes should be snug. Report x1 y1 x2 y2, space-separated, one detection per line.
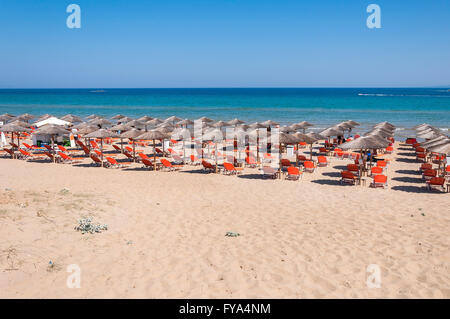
1 141 449 298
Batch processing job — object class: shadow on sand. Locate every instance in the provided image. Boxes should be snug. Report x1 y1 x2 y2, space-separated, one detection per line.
311 179 342 186
392 176 423 184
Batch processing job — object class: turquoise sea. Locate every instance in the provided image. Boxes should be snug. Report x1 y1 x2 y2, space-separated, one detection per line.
0 88 449 134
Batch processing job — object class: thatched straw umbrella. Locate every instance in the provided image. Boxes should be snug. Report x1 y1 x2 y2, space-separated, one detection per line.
262 132 296 178
340 135 390 172
146 118 163 128
71 122 88 130
78 125 99 150
10 120 31 128
421 136 449 148
0 114 14 123
37 114 53 121
60 114 83 123
294 121 314 133
120 128 143 161
304 132 323 160
374 121 395 130
212 120 228 129
86 114 103 120
138 115 153 122
136 130 168 171
111 114 125 120
291 132 308 166
248 122 266 162
203 128 224 172
89 118 112 128
196 117 214 123
165 116 182 125
417 130 443 140
125 119 145 129
85 129 119 166
428 142 450 155
0 123 31 155
17 113 34 122
171 128 191 163
34 125 69 162
110 123 129 152
177 119 194 128
227 118 245 126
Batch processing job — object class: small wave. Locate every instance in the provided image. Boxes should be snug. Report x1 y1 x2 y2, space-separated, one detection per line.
358 93 450 97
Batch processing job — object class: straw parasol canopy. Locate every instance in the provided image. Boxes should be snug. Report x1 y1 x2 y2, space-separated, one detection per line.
203 128 225 172
0 123 31 152
196 117 214 123
137 130 169 170
298 132 322 160
9 120 31 128
412 123 430 130
110 123 129 132
428 142 450 155
374 121 395 130
417 130 443 140
86 114 103 120
263 132 296 178
60 114 83 123
319 126 342 138
71 122 88 130
177 119 194 127
89 118 112 127
34 125 69 162
248 122 266 129
345 120 360 127
120 128 143 161
340 135 389 150
125 119 145 129
171 128 191 163
137 115 153 122
210 120 227 129
17 113 34 122
227 118 245 126
0 114 14 122
111 114 125 120
78 125 99 135
365 128 394 138
37 114 53 121
261 120 279 127
85 129 119 166
165 116 182 124
146 118 163 127
421 136 449 148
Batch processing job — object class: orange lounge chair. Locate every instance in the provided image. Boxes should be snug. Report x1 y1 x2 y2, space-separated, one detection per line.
90 153 103 166
202 160 215 173
141 158 154 170
370 174 388 188
189 154 201 165
376 160 388 171
112 144 122 153
245 156 258 168
317 156 328 167
106 157 131 168
223 162 243 175
261 166 279 179
445 166 450 177
281 159 292 169
160 158 183 171
318 147 329 155
416 153 426 162
297 155 307 163
43 151 55 161
406 138 417 145
18 149 45 160
347 164 360 176
371 166 383 176
419 163 432 172
58 152 83 164
303 161 315 173
422 169 437 181
426 177 445 192
90 140 99 149
3 148 15 158
340 171 356 185
286 166 302 181
385 146 394 154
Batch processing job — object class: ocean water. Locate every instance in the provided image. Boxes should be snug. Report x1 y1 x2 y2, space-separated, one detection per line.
0 88 449 134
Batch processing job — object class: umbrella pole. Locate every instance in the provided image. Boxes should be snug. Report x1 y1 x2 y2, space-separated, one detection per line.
101 139 104 167
279 143 282 179
133 140 136 162
296 143 299 167
183 140 186 164
310 143 313 160
215 143 218 173
121 138 124 153
52 135 55 163
153 139 156 171
256 133 260 163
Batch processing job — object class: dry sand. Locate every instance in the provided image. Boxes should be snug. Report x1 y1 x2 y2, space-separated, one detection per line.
0 142 449 298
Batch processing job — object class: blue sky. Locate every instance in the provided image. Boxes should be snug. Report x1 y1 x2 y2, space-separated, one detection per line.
0 0 449 88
